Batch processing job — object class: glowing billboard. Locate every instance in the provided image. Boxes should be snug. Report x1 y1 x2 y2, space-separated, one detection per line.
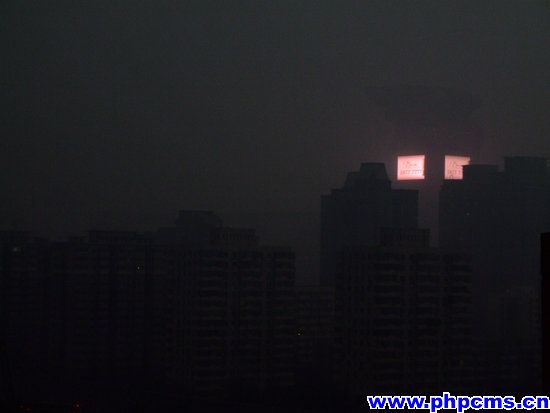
397 155 425 180
444 155 470 180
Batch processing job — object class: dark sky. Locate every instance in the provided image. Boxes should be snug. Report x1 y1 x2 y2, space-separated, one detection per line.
2 0 549 239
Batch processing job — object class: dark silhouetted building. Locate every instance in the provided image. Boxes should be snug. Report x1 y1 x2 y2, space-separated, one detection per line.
334 228 474 395
0 230 175 404
162 219 296 400
440 157 550 394
368 85 482 242
320 162 418 286
0 231 60 404
294 285 334 395
542 233 550 394
0 212 296 408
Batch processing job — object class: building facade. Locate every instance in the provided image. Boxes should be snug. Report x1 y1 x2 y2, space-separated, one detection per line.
439 157 550 393
0 212 297 406
334 228 474 395
321 162 418 286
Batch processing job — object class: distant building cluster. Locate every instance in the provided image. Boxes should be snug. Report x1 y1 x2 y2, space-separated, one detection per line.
0 213 295 406
322 156 550 396
1 155 549 409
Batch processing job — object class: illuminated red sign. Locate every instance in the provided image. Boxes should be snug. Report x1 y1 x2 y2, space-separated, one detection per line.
397 155 425 180
445 155 470 180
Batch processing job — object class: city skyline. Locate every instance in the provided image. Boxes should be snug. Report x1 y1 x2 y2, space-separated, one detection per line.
2 153 549 410
2 2 548 412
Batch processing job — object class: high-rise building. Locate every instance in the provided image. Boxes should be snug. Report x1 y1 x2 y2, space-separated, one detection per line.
294 285 334 390
43 230 172 402
334 228 474 395
164 222 296 400
440 157 550 285
439 157 550 393
541 232 550 394
320 162 418 286
0 232 53 401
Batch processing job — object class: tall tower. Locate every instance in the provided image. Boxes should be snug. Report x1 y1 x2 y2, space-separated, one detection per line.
320 162 417 286
440 157 550 393
542 233 550 394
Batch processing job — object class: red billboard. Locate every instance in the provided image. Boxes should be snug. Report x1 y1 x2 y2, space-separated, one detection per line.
397 155 425 180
